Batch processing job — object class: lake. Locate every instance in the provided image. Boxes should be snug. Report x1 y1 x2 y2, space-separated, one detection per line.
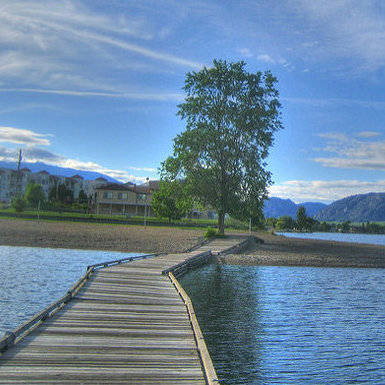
180 263 385 384
277 231 385 246
0 246 141 335
2 242 385 384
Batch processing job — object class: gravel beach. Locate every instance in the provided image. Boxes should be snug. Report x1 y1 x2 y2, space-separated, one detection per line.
0 219 204 254
221 232 385 268
1 219 385 268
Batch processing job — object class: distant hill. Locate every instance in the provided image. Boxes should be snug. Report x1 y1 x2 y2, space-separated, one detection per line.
0 161 119 183
315 192 385 222
263 197 327 219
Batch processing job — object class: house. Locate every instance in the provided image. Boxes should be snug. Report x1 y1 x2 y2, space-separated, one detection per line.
94 183 153 217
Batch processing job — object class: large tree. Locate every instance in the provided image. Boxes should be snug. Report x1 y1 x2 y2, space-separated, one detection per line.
24 183 45 207
162 60 282 234
151 180 193 224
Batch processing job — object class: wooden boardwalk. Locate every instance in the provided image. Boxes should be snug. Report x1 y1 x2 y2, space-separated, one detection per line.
0 237 252 384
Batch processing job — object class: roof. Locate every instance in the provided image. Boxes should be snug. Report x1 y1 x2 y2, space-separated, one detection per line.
95 183 136 192
37 170 50 175
70 174 84 180
136 180 160 193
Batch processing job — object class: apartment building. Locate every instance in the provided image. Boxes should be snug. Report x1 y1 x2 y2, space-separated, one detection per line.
0 167 108 204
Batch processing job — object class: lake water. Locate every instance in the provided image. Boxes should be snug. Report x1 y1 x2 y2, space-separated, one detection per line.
277 231 385 246
0 246 141 335
2 242 385 384
180 263 385 384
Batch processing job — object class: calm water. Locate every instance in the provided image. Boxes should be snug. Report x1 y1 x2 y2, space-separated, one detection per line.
278 231 385 246
180 263 385 384
0 246 141 335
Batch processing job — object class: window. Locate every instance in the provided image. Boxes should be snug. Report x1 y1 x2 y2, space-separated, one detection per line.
103 192 113 199
117 192 128 200
138 193 147 201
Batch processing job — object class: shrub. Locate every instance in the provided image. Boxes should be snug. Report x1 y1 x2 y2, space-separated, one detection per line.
11 197 26 213
204 226 218 239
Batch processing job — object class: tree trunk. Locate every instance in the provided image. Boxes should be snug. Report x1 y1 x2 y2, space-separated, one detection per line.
218 211 225 235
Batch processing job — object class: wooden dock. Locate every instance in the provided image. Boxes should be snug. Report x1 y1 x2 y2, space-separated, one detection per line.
0 236 252 384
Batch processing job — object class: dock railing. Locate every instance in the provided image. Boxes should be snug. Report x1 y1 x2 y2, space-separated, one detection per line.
0 253 157 354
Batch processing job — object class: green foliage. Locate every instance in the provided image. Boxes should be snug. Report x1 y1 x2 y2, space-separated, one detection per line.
276 216 296 230
203 226 224 239
318 221 332 232
162 59 282 235
151 180 194 224
77 189 88 204
57 184 74 205
24 183 45 207
338 221 351 233
296 206 307 230
11 197 26 213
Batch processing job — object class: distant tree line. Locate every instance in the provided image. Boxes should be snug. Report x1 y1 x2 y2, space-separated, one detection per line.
266 206 385 234
11 182 89 213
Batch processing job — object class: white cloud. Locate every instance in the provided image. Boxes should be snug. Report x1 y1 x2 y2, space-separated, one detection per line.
290 0 385 72
0 127 51 146
238 48 253 58
0 1 202 95
257 54 275 64
356 131 382 138
0 143 157 183
0 88 184 102
313 131 385 171
269 179 385 204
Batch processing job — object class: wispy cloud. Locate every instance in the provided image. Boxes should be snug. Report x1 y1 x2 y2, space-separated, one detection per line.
269 179 385 203
0 141 157 183
0 88 184 102
313 131 385 171
356 131 382 138
290 0 385 72
0 127 51 146
0 1 202 95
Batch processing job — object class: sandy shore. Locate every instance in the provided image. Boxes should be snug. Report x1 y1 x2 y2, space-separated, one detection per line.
1 219 385 267
0 219 204 254
221 232 385 268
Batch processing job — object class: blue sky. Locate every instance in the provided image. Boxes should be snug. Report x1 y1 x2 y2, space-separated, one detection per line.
1 0 385 203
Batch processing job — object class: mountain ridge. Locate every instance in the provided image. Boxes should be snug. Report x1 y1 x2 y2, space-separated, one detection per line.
263 197 327 219
0 161 119 183
315 192 385 222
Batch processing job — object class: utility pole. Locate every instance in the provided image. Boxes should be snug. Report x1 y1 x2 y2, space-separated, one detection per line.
16 149 22 198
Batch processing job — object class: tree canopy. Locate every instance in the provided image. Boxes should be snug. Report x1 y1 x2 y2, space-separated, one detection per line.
162 59 282 234
151 180 193 224
24 183 45 207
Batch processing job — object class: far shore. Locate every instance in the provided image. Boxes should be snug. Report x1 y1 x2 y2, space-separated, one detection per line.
0 219 384 268
221 232 385 268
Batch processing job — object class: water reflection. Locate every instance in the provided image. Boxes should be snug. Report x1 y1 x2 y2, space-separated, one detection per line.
180 263 385 384
0 246 139 335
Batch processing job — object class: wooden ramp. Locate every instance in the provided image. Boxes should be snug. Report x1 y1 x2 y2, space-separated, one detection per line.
0 237 252 384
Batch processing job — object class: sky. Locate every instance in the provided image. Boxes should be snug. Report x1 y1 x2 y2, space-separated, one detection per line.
1 0 385 204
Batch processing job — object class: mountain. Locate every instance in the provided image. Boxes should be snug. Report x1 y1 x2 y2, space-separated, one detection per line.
263 197 327 219
301 202 329 217
0 161 119 183
315 192 385 222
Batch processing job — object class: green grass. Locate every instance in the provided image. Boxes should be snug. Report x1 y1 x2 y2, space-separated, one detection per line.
0 207 254 231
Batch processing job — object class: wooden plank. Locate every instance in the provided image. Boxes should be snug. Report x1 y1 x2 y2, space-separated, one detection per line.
0 236 251 383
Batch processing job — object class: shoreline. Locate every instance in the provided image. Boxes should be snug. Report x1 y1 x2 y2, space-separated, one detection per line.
221 232 385 268
1 219 385 268
0 219 204 254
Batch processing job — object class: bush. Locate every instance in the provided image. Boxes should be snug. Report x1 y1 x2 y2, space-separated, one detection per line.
11 197 26 213
204 226 218 239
